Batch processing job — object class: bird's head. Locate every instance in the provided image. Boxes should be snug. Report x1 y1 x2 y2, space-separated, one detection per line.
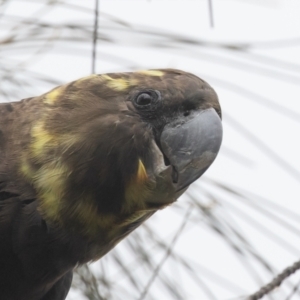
19 69 222 242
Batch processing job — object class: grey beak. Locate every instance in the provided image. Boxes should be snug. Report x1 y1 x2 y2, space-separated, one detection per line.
160 108 223 192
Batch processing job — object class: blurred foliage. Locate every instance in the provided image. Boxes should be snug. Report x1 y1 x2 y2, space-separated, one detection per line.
1 1 300 299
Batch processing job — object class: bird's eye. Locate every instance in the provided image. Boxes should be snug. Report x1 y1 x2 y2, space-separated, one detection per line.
136 93 152 106
134 90 160 108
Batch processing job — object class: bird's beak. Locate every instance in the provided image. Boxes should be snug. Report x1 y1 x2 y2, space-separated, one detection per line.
160 108 222 192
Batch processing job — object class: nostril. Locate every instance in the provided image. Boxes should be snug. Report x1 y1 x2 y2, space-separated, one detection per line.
183 111 190 117
163 154 170 166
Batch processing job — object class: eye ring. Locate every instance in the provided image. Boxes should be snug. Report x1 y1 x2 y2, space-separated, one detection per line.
134 90 161 108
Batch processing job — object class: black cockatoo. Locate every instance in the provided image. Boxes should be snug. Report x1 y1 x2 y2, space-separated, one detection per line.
0 69 222 300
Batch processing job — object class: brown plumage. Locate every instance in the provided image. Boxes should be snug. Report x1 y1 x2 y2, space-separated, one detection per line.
0 69 222 300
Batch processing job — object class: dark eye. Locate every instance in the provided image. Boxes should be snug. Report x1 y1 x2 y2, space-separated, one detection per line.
134 90 160 108
136 93 153 106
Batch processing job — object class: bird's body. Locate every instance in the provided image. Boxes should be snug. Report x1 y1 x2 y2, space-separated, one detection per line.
0 69 222 300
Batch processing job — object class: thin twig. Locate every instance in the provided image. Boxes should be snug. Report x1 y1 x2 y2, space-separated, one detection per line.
248 260 300 300
208 0 214 28
138 205 194 300
92 0 99 74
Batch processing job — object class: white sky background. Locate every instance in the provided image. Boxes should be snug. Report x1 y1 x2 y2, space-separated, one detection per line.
1 0 300 299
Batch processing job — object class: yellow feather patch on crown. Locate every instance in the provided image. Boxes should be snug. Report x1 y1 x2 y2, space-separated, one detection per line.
138 70 164 77
101 74 129 91
44 87 62 105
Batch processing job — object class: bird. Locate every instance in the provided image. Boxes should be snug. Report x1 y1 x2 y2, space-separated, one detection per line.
0 69 222 300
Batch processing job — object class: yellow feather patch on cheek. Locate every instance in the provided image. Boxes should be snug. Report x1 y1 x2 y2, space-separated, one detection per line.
101 74 129 91
33 163 68 219
123 159 152 213
137 159 148 183
138 70 164 77
21 121 68 220
21 157 117 235
19 115 118 236
30 121 58 158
